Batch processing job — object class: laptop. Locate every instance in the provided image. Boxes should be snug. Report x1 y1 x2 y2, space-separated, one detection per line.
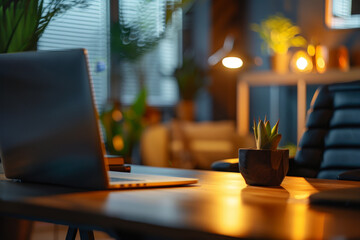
0 49 197 190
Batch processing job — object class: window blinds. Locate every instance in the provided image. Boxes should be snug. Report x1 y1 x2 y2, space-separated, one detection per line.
118 0 181 106
38 0 110 112
38 0 180 108
331 0 360 28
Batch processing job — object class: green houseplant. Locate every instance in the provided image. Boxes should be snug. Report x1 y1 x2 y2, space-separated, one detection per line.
252 14 306 73
102 0 196 161
174 57 206 121
100 89 147 163
238 118 289 186
0 0 88 53
253 118 282 150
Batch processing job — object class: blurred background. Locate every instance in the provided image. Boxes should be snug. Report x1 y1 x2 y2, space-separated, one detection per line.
6 0 360 170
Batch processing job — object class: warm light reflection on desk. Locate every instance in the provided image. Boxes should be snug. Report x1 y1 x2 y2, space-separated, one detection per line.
289 204 325 240
284 177 317 201
212 194 246 236
9 166 360 240
103 174 330 238
283 178 325 239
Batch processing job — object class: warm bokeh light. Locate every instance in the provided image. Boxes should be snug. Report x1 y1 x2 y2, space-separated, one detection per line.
317 58 325 68
316 57 326 73
296 57 308 70
112 110 123 122
222 57 243 69
254 56 263 66
315 45 328 73
291 50 313 73
338 46 349 71
307 44 315 56
112 135 124 151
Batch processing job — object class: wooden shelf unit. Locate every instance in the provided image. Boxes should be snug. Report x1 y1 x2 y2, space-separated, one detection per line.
236 68 360 143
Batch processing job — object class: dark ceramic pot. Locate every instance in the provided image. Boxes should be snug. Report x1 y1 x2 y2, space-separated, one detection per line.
238 149 289 186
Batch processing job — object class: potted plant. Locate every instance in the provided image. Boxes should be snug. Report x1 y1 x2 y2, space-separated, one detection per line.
100 89 147 164
239 118 289 186
251 14 307 73
174 57 206 121
103 1 195 163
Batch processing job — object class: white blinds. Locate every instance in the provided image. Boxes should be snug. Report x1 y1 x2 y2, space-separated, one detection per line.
38 0 110 111
118 0 181 106
330 0 360 28
333 0 352 16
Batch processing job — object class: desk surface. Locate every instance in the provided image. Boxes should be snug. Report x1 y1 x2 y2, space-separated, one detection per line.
1 165 360 239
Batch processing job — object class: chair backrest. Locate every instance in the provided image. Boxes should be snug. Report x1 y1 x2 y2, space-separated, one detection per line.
293 80 360 179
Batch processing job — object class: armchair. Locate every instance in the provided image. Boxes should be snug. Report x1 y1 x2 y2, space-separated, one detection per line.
212 80 360 181
141 120 255 169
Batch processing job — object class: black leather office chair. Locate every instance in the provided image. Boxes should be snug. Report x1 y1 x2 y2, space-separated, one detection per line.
212 80 360 181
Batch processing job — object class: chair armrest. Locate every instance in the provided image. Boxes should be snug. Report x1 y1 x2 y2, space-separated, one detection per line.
211 158 239 172
338 169 360 181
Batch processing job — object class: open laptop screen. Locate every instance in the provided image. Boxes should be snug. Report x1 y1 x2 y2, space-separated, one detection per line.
0 49 108 189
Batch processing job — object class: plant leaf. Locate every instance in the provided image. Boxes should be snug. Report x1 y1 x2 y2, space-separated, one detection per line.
131 88 147 117
271 120 279 137
253 119 258 141
269 134 282 150
265 120 271 136
257 120 269 150
253 117 281 150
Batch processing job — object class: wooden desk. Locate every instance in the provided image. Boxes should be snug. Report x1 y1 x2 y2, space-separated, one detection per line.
1 165 360 239
237 69 360 143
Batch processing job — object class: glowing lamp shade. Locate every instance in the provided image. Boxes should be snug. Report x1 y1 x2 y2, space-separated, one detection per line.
222 57 243 69
290 50 313 73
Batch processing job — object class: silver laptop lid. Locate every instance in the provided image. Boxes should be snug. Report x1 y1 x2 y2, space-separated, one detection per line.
0 49 109 189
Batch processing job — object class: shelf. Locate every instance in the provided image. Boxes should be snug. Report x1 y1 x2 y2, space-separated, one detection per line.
236 68 360 144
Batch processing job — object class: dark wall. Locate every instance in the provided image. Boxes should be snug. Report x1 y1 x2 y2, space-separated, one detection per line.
208 0 248 121
184 0 212 121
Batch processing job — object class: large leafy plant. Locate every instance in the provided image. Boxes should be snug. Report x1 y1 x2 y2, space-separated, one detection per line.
251 14 306 55
104 0 195 161
111 0 194 62
0 0 88 53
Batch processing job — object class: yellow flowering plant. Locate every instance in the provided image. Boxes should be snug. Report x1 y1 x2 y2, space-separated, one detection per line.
252 14 307 55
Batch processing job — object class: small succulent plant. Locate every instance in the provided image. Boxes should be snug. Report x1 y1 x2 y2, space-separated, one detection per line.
253 117 282 150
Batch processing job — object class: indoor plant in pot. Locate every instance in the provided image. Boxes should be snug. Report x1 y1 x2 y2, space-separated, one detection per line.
251 14 307 74
239 118 289 186
174 57 206 121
